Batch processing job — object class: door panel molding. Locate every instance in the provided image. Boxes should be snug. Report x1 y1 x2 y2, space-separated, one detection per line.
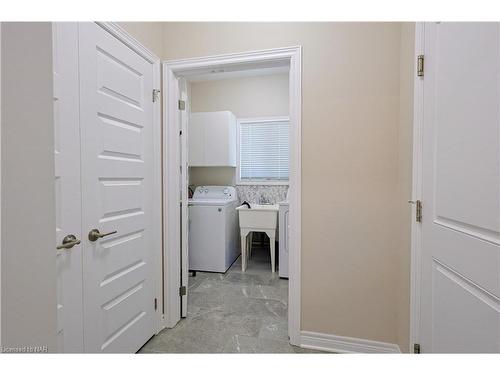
433 258 500 310
434 217 500 246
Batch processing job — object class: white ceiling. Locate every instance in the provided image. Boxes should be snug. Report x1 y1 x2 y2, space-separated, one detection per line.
184 62 289 82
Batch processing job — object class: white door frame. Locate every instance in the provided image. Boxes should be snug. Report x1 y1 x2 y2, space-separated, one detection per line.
162 46 302 345
409 22 425 352
0 22 2 348
93 22 164 336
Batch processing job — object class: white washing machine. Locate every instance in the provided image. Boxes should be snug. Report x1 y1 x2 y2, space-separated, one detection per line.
188 186 239 273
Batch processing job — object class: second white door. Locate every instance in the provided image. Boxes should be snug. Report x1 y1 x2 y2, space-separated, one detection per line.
78 23 158 353
420 22 500 353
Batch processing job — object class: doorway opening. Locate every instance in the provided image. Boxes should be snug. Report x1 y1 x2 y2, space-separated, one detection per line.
161 47 302 350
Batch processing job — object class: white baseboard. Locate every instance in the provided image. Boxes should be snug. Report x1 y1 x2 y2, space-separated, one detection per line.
300 331 401 353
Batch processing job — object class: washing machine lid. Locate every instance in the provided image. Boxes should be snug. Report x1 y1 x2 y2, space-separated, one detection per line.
188 199 235 207
189 186 237 206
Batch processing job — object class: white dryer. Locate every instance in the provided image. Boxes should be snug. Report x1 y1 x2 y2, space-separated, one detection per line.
188 186 239 273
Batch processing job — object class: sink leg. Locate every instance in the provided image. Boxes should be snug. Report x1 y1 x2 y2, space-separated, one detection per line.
265 230 276 273
240 230 249 272
270 237 276 273
248 232 253 259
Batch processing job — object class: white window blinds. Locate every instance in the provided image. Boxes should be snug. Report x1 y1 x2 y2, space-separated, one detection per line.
239 119 290 182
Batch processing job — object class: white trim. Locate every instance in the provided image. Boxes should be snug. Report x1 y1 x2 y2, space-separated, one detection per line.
188 66 288 82
0 21 2 347
287 47 302 346
96 22 159 65
409 22 425 352
150 55 163 335
162 46 302 346
300 331 401 354
164 46 301 73
96 22 164 335
238 116 290 123
163 66 182 328
236 116 290 186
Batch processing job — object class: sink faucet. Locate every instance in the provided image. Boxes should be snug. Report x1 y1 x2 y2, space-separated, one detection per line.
259 194 271 204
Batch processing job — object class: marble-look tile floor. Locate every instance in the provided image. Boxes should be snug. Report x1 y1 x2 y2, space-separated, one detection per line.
139 244 324 353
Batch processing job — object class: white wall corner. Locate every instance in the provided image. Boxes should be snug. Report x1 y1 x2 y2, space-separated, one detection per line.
1 22 57 351
300 331 402 354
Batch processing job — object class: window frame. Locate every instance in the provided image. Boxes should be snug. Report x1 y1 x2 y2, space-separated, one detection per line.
236 116 290 185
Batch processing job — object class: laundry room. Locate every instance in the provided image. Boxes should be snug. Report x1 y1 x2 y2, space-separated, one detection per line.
159 63 294 352
188 68 290 271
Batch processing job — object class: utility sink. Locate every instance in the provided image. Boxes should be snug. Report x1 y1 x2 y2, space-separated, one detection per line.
236 204 278 229
237 204 279 273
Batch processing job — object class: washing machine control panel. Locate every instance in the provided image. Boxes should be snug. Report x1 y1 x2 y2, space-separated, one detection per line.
192 186 236 201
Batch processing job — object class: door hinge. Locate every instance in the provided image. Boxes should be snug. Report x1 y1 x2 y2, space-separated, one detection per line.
154 298 158 311
152 89 161 103
415 200 422 222
409 200 422 223
413 343 421 354
417 55 424 77
179 285 187 296
178 99 186 110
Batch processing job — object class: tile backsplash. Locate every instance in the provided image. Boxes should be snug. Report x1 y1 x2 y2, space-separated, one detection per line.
188 167 288 204
235 185 288 204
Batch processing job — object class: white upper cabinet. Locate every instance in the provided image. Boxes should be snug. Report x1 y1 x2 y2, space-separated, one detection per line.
189 111 237 167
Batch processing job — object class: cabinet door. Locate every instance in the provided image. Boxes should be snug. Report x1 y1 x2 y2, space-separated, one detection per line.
204 111 230 166
188 113 205 166
227 112 237 166
208 112 236 166
189 111 236 167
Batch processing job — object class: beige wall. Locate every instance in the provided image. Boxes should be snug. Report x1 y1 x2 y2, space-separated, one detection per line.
190 74 289 117
0 22 414 352
118 22 164 58
123 21 415 349
396 23 415 353
190 74 289 187
161 22 411 348
189 166 235 186
1 23 57 351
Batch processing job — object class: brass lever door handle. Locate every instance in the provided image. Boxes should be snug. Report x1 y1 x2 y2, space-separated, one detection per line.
57 234 81 250
88 229 117 242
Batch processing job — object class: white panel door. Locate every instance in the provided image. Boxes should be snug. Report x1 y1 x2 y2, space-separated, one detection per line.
53 22 84 353
79 23 156 353
421 22 500 353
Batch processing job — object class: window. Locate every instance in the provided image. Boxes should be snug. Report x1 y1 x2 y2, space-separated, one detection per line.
238 117 290 184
